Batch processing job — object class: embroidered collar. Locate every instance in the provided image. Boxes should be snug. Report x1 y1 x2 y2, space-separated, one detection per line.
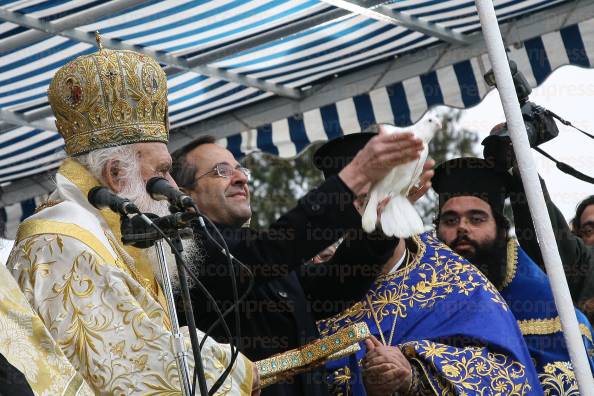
58 159 159 298
500 238 519 291
375 235 425 285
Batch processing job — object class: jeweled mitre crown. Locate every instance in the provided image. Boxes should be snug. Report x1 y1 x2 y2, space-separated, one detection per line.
48 33 169 156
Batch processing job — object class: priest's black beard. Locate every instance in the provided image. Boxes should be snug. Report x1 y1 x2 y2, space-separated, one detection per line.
456 230 508 290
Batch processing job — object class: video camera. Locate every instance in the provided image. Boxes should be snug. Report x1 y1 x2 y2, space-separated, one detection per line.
482 60 559 169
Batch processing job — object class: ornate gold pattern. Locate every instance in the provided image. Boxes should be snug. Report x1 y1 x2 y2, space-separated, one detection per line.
17 220 115 264
34 199 63 214
403 340 532 395
518 317 563 336
319 235 508 339
539 361 578 395
517 316 593 343
581 323 593 343
365 249 412 346
256 323 369 388
501 238 518 290
330 367 352 396
7 159 254 395
48 37 168 156
58 158 167 314
0 264 94 395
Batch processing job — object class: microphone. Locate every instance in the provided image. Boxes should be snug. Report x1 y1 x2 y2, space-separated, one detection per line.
153 211 197 230
88 186 140 216
146 177 195 209
121 213 194 248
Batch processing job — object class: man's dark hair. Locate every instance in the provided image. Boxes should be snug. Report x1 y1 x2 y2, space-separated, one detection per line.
171 135 216 189
494 211 511 237
572 195 594 233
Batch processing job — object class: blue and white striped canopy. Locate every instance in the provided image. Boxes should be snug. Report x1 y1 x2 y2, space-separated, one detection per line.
220 21 593 158
1 0 593 233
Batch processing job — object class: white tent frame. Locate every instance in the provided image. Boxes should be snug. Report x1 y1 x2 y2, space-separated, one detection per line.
0 0 593 392
476 0 593 393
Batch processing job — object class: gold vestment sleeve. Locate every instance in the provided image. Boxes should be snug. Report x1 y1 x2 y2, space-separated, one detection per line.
255 322 370 388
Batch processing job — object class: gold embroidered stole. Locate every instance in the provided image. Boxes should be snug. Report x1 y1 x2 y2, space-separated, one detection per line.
366 245 416 346
26 159 172 329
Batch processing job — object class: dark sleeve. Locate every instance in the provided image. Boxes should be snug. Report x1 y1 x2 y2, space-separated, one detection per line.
195 175 363 299
0 353 34 396
298 230 398 321
509 172 594 302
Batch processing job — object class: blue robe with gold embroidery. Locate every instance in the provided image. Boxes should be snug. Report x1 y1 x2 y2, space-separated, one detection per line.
501 240 594 394
317 233 542 395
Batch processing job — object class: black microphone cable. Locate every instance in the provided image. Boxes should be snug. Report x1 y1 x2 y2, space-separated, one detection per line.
134 214 237 396
145 178 250 395
529 109 594 184
197 218 255 347
191 207 256 396
194 216 255 326
175 209 255 395
89 187 214 395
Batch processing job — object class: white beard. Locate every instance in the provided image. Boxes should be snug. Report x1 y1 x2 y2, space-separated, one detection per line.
181 237 203 282
144 244 179 292
119 173 180 291
119 173 170 216
149 238 200 294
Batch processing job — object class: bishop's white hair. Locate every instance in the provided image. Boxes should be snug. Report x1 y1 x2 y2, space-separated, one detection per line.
76 144 138 186
75 144 168 216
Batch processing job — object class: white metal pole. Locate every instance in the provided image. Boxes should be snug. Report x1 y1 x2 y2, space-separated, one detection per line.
153 237 192 396
474 1 594 394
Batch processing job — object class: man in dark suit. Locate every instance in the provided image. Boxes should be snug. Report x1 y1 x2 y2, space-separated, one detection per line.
171 131 423 395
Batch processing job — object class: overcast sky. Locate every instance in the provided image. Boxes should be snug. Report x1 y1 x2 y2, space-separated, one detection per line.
456 65 594 222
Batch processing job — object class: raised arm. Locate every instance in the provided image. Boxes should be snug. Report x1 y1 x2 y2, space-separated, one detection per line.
509 171 594 303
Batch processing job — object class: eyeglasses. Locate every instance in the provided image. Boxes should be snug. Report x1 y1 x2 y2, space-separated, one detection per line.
196 162 251 182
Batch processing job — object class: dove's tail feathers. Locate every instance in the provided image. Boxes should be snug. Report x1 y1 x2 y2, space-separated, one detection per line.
362 191 379 233
380 195 424 238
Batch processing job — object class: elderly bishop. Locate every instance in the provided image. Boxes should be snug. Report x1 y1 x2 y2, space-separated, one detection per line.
6 36 255 395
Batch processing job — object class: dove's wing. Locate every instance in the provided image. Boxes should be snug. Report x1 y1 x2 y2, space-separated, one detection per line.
402 144 429 195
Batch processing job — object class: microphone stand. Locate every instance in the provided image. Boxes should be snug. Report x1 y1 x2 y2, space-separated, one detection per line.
171 232 210 396
153 237 193 396
136 212 209 396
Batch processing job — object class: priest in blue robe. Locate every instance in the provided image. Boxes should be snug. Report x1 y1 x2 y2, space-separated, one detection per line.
312 135 543 395
432 157 594 395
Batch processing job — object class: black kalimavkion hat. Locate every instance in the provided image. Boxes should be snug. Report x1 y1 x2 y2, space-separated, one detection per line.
313 133 376 178
432 157 508 215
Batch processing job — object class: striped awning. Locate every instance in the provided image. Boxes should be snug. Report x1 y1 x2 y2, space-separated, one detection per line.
220 18 593 158
0 0 592 226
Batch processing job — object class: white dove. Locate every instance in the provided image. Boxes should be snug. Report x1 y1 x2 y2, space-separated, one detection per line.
361 115 441 237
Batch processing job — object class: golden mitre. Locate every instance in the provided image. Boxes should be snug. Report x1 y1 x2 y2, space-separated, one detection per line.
48 32 169 156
